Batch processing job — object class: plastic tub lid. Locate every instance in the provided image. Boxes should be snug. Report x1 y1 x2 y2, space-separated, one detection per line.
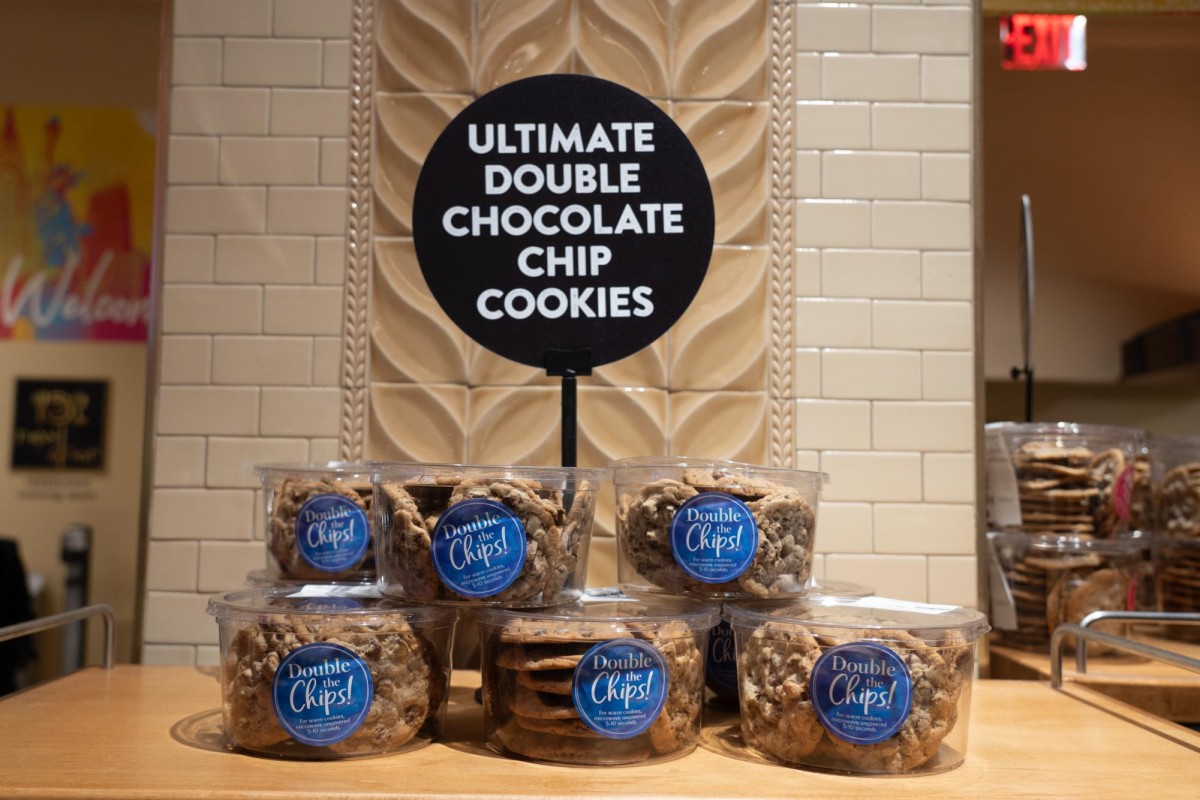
207 586 457 627
985 421 1145 441
806 577 873 598
725 596 990 644
255 461 374 479
371 462 608 485
987 530 1143 555
609 456 828 486
475 588 720 635
244 568 375 588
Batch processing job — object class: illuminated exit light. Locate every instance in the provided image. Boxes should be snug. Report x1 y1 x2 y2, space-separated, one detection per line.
1001 14 1087 71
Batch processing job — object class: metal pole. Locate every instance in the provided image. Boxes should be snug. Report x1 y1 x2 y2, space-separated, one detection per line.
561 370 577 468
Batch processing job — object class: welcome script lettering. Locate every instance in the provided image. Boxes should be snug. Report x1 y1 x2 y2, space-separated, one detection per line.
2 250 150 332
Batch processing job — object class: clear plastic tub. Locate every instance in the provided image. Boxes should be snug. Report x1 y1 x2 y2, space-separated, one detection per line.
256 463 376 582
1154 536 1200 642
476 591 719 766
706 579 875 708
726 597 988 775
987 530 1140 652
1152 435 1200 538
207 586 455 759
985 422 1142 539
612 457 826 598
373 463 606 607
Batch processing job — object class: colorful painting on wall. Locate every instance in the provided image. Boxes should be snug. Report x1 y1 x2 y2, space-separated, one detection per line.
0 106 155 342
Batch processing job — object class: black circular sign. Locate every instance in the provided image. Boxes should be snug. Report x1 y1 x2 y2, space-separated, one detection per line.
412 74 715 369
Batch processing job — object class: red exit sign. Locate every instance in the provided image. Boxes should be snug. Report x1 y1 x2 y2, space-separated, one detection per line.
1001 14 1087 71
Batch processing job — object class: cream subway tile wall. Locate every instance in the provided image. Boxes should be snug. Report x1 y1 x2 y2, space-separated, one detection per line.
793 0 976 603
153 437 207 488
147 0 354 663
198 542 270 591
146 0 979 658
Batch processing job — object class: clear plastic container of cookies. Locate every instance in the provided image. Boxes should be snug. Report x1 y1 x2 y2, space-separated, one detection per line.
726 597 988 775
1152 434 1200 538
706 579 875 708
256 463 376 582
611 457 827 598
206 586 455 759
984 422 1142 539
373 463 606 607
987 530 1140 652
1153 536 1200 642
476 591 720 765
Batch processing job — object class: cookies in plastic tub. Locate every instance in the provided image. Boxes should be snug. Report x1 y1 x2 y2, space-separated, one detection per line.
612 457 826 598
476 591 719 765
1153 435 1200 538
706 579 874 709
987 531 1139 652
374 463 605 607
985 422 1141 538
256 463 375 582
207 586 455 759
726 597 988 775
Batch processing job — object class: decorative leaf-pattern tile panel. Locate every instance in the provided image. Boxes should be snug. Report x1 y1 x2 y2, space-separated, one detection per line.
667 245 768 391
467 386 560 464
371 238 469 384
673 101 769 245
579 385 666 537
468 343 556 387
590 341 667 389
377 0 473 93
576 0 669 99
669 390 768 464
476 0 573 93
367 383 468 462
373 93 471 237
671 0 769 101
587 536 618 589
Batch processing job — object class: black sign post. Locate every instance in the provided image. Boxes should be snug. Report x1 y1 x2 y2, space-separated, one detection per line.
412 75 715 466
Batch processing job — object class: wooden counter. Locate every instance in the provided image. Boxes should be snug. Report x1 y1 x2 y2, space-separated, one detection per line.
990 633 1200 722
3 666 1199 799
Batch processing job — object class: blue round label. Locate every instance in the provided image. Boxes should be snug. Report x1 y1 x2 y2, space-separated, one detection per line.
294 494 370 573
272 642 374 747
431 498 527 598
810 642 913 745
706 620 738 694
572 638 669 739
669 492 757 583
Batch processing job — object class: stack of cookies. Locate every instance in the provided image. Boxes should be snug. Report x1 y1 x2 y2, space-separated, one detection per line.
985 423 1142 539
257 464 379 584
988 531 1140 653
476 599 717 766
1155 538 1200 642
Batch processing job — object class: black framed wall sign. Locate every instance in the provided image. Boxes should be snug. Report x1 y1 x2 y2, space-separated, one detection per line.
11 378 107 471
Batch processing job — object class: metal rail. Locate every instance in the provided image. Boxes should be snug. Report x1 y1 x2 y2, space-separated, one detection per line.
0 604 116 670
1077 610 1200 674
1050 619 1200 689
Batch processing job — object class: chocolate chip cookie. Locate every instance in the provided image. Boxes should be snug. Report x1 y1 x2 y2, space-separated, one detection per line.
617 474 816 597
378 474 594 606
220 614 444 756
268 478 374 580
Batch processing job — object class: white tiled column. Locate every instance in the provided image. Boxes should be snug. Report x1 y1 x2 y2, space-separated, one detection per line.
144 0 352 665
792 0 976 605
